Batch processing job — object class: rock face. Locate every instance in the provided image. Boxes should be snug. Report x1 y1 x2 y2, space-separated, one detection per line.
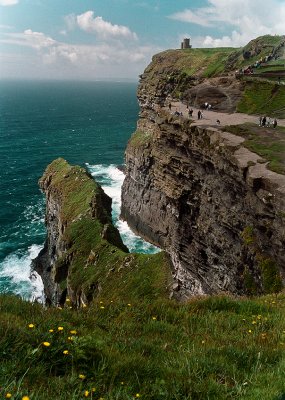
121 84 285 300
33 158 173 306
33 158 128 305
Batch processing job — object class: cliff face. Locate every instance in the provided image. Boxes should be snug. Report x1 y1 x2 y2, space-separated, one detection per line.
34 158 172 306
121 92 285 300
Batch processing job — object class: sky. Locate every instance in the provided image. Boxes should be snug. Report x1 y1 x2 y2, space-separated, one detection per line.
0 0 284 81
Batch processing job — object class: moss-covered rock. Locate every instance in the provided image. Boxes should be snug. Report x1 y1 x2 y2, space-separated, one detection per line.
33 158 173 307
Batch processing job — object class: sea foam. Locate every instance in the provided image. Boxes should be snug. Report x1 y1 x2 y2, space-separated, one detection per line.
0 244 44 302
86 163 160 254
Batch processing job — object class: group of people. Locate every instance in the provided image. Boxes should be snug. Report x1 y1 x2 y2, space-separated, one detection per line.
259 116 278 128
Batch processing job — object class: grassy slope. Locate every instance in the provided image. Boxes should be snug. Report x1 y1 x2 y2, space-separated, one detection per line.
222 123 285 174
1 293 285 399
237 80 285 118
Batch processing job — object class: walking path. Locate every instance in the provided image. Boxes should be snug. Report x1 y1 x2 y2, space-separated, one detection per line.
164 101 285 128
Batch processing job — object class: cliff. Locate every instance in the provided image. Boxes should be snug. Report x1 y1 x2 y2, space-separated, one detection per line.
121 48 285 299
33 158 172 306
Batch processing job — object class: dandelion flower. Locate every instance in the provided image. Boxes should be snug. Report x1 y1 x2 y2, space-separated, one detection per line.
58 326 64 331
135 394 140 398
248 330 252 334
84 390 89 397
70 330 77 335
100 306 105 309
5 393 12 399
28 324 35 329
22 396 30 400
63 350 69 355
68 336 74 341
79 374 86 380
49 329 54 333
99 301 103 304
127 303 131 307
152 316 157 320
42 341 51 347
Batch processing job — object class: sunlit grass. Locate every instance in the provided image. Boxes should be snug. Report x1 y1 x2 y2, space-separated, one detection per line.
1 293 285 399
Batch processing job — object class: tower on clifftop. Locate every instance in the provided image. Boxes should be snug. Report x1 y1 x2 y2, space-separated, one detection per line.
181 38 192 49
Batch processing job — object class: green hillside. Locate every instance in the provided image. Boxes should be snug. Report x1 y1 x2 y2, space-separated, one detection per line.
1 293 285 400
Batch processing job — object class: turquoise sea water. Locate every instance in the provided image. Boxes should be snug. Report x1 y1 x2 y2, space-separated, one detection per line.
0 80 158 300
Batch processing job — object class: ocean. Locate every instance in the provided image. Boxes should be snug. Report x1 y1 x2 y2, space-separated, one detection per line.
0 80 158 301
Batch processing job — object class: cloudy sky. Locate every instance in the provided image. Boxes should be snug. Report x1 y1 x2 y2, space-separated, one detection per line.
0 0 284 80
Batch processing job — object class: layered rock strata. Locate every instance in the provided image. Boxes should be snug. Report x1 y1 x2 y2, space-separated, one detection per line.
121 108 285 299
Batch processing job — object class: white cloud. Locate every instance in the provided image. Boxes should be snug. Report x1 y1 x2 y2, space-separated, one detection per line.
169 9 213 27
76 11 138 40
0 0 18 5
2 29 56 50
170 0 285 47
0 28 159 79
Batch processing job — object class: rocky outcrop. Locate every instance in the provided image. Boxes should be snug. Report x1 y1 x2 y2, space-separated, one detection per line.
33 158 128 306
121 107 285 299
33 158 173 306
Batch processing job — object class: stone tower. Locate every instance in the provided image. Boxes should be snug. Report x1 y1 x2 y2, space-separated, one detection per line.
181 38 191 49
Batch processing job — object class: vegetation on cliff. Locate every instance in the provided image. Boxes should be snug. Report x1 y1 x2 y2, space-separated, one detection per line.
140 34 285 116
34 158 171 306
1 293 285 399
1 157 285 399
222 123 285 174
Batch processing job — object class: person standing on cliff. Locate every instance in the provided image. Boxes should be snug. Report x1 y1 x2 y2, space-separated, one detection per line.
198 110 201 119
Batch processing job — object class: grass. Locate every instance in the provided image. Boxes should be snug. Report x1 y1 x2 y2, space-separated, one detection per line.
1 293 285 399
222 123 285 174
237 80 285 118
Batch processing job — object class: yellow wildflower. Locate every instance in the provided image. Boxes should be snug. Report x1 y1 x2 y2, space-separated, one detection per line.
252 321 257 324
152 316 157 320
79 374 86 380
70 330 77 335
58 326 64 331
248 330 252 334
22 396 30 400
49 329 54 333
135 394 140 398
100 301 103 304
91 387 96 392
63 350 69 355
42 341 51 347
68 336 74 341
100 306 105 309
5 393 12 399
201 340 206 344
127 303 131 307
28 324 35 329
66 298 70 302
84 390 89 397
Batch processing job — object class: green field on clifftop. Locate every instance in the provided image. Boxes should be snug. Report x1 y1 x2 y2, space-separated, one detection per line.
1 293 285 400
